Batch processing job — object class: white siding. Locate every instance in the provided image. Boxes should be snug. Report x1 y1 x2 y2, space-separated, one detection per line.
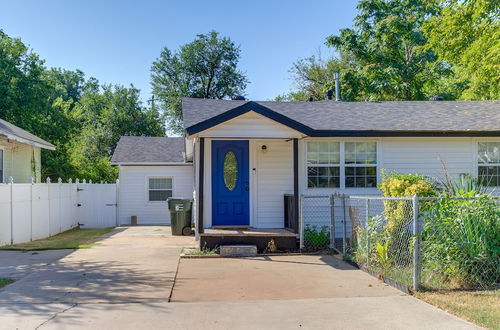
118 165 194 225
253 139 294 228
197 135 499 229
0 138 41 183
381 137 475 178
202 138 293 228
199 111 303 138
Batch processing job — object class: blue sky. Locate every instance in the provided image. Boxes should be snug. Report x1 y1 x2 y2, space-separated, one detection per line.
0 0 358 102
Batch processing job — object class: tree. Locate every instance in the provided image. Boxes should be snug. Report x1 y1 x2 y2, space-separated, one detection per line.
151 31 248 133
0 30 165 182
69 84 165 182
423 0 500 99
277 51 351 101
325 0 452 101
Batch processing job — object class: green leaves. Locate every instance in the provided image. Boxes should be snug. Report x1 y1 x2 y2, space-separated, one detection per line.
422 0 500 99
151 31 248 134
325 0 444 101
0 30 165 182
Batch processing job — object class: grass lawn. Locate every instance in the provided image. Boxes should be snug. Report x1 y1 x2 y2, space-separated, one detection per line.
415 289 500 330
0 227 114 251
0 278 14 288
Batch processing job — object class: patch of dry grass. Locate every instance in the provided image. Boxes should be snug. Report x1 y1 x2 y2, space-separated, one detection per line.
0 227 114 251
415 289 500 330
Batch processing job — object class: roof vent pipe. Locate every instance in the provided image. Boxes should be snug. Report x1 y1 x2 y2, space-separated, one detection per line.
334 72 340 101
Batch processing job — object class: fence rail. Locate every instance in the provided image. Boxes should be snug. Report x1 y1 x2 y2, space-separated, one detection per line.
300 194 499 291
0 177 117 246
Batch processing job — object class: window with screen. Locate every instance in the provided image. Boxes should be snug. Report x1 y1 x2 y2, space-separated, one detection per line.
478 142 500 186
307 141 377 188
307 141 340 188
148 177 173 201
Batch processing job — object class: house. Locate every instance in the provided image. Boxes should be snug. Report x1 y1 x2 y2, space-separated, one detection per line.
0 119 55 183
113 98 499 247
111 136 193 225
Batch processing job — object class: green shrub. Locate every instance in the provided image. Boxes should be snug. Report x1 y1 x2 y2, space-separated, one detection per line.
421 195 500 288
304 224 330 248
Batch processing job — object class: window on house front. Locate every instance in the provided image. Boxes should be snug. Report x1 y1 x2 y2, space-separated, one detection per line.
0 149 3 183
307 141 377 188
478 142 500 186
345 142 377 188
307 142 340 188
148 177 173 201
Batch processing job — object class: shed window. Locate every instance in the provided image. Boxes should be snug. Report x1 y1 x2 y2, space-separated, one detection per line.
478 142 500 186
148 177 173 201
0 149 3 183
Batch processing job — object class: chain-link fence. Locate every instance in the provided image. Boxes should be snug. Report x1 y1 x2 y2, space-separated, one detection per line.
300 194 499 291
348 196 419 290
300 195 333 251
347 196 499 291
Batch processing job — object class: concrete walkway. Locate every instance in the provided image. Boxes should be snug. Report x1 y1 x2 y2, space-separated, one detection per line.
0 227 478 330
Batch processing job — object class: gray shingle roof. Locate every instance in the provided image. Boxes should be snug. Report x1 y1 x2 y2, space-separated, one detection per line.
182 98 500 134
0 118 55 150
111 136 186 164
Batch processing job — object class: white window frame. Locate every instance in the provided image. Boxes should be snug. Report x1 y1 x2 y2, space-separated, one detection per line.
477 141 500 187
146 176 173 203
306 140 378 189
306 141 341 188
343 141 378 188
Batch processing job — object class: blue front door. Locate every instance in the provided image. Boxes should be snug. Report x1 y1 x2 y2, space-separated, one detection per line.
212 140 249 226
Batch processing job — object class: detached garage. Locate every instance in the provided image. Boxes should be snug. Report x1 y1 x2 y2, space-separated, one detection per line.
111 136 193 225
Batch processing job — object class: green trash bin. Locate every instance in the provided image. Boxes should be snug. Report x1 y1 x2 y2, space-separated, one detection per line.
168 198 193 236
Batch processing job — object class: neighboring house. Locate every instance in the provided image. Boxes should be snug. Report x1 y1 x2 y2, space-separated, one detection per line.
113 98 500 240
111 136 193 225
0 119 55 183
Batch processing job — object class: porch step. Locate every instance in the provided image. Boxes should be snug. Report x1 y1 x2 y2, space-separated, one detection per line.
220 245 257 257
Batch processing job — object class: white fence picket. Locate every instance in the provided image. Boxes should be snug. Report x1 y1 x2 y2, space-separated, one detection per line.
0 184 11 246
0 181 117 246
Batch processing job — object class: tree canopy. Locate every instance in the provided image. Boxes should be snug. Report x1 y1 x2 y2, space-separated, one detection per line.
151 31 248 134
423 0 500 100
282 0 498 101
0 30 164 182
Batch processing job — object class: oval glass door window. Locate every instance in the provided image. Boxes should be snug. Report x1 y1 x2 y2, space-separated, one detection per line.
223 151 238 191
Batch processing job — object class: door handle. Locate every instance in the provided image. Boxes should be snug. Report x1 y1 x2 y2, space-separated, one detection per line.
245 187 249 191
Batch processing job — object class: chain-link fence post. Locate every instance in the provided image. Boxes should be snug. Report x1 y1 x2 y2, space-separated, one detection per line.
329 195 335 249
299 195 304 249
365 198 370 267
342 194 347 255
412 194 420 291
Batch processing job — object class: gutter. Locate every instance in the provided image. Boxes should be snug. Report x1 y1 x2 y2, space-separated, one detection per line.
0 133 56 150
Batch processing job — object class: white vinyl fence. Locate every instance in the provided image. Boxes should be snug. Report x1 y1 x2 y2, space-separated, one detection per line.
0 178 117 246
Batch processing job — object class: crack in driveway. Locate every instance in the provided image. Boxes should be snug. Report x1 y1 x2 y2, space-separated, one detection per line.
35 303 78 329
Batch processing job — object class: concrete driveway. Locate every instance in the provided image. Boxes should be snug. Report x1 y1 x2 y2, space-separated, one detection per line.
0 227 478 330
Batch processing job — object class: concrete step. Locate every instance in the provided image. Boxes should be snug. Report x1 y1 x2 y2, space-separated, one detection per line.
220 245 257 257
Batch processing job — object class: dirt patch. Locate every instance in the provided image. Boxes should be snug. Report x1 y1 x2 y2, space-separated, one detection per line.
171 255 402 302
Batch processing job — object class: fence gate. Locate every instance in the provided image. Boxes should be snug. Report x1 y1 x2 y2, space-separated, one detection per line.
78 183 117 228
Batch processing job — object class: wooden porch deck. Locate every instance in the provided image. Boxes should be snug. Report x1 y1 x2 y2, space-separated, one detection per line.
201 228 297 236
199 228 298 251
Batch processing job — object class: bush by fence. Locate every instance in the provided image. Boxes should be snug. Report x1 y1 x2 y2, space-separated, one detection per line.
300 194 499 291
